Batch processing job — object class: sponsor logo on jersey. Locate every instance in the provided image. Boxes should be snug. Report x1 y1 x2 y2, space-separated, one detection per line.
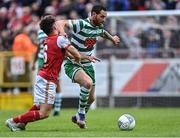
84 38 96 48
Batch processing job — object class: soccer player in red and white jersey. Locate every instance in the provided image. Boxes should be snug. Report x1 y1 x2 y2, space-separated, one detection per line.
5 15 89 132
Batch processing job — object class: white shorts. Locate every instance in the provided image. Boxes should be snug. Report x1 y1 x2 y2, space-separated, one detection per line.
33 75 57 104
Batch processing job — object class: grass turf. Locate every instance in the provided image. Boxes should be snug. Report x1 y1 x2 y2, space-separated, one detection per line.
0 108 180 137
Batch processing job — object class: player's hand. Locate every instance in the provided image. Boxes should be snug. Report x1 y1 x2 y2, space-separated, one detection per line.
73 60 83 67
112 35 120 45
71 58 83 67
86 56 101 63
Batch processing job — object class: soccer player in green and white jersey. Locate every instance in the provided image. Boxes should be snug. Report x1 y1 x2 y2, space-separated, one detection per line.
56 5 120 128
32 29 63 116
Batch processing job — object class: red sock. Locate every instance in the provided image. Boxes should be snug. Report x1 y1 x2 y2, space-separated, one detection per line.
13 111 40 124
28 104 40 111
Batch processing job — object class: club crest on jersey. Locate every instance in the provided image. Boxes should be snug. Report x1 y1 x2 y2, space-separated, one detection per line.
84 38 96 48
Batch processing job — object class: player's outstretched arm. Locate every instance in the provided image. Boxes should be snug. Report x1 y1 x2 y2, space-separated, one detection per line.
66 51 100 63
66 46 81 64
101 30 120 45
81 54 101 63
65 51 74 59
55 20 69 37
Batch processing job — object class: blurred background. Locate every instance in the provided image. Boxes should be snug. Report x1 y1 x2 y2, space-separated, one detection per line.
0 0 180 110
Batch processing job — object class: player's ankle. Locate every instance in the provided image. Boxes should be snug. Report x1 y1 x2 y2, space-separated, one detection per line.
78 112 85 121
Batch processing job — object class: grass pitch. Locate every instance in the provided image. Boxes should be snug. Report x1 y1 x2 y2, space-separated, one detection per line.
0 108 180 137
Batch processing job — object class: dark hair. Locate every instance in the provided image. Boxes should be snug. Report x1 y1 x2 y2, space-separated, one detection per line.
91 5 107 14
39 15 56 35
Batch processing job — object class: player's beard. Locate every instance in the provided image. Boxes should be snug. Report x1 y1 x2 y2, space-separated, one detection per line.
93 15 102 26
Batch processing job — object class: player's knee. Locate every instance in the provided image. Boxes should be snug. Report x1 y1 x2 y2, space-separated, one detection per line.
84 79 93 90
39 111 50 119
89 96 95 104
40 114 49 119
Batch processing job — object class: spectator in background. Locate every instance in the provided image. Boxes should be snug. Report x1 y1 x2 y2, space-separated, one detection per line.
31 2 41 16
169 30 180 50
16 0 38 7
1 30 13 51
108 0 129 11
20 6 32 25
50 0 60 15
99 0 107 8
0 7 13 51
129 0 145 11
88 0 99 6
12 25 37 92
146 0 166 10
154 0 166 10
121 27 143 58
69 10 79 19
162 29 180 57
84 2 93 17
162 15 180 57
164 0 177 9
144 29 162 58
12 25 37 62
74 0 87 18
0 7 8 31
176 0 180 9
165 16 178 28
162 29 174 57
44 0 61 16
58 0 74 16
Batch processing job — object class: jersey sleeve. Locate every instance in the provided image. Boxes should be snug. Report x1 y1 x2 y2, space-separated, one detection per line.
57 36 71 49
68 19 84 33
37 30 47 44
100 28 108 38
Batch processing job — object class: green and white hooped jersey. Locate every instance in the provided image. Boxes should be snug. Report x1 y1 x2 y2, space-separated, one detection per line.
37 30 47 59
68 18 105 65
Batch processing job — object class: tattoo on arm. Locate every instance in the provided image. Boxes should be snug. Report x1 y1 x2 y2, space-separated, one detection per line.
101 30 113 42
